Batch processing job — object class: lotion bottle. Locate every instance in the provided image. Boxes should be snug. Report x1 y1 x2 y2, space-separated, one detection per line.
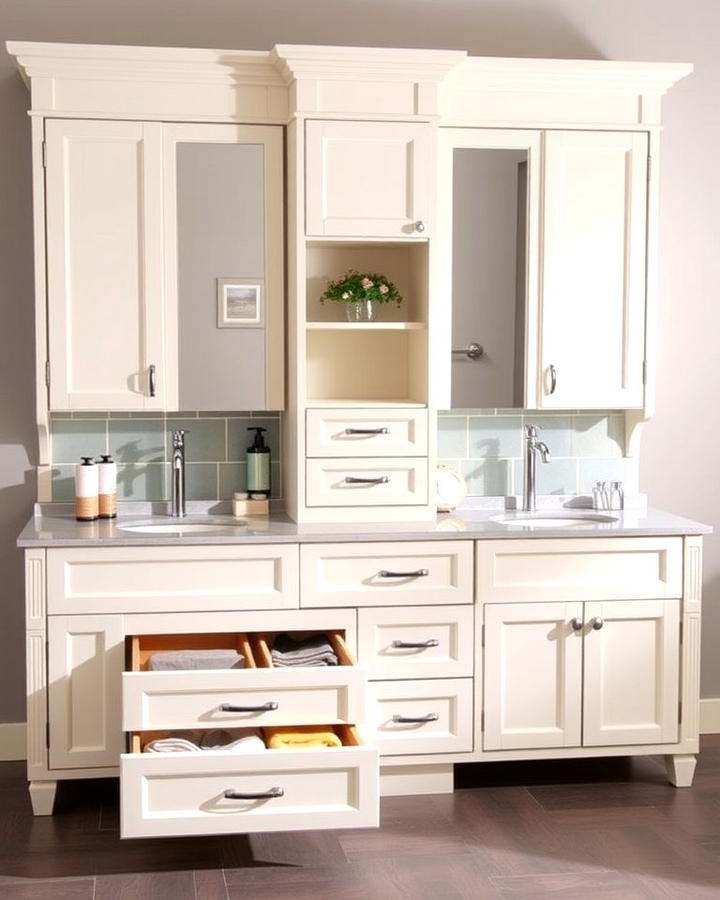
97 454 118 519
246 426 270 499
75 457 99 521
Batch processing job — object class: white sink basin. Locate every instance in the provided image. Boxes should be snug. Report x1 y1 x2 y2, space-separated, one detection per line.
118 517 247 535
492 513 618 528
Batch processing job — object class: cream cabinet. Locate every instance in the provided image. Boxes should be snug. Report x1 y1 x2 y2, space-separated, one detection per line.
305 120 432 237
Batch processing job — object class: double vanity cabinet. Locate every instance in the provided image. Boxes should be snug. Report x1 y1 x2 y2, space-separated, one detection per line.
18 516 707 839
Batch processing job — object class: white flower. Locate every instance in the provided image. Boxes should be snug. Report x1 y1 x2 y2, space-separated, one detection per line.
361 278 373 289
379 284 389 294
342 292 350 300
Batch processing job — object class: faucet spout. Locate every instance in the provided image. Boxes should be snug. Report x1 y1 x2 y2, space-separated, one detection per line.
171 429 186 518
522 424 551 513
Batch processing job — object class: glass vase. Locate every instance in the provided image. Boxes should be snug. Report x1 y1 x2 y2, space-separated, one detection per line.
345 300 376 323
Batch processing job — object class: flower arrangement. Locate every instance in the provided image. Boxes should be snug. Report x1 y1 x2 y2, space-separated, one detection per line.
319 269 403 307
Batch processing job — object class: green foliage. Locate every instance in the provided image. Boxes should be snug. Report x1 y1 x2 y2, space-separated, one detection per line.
319 269 403 306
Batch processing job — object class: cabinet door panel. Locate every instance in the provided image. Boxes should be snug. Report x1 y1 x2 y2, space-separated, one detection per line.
583 599 679 746
540 131 647 408
484 602 583 751
306 121 431 236
45 120 165 410
48 615 124 769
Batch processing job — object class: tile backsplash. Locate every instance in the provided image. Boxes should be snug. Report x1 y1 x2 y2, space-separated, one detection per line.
49 411 282 502
438 409 636 498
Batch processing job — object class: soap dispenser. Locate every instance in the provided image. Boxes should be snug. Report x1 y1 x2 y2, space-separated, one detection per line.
97 454 118 519
75 457 99 522
246 426 270 499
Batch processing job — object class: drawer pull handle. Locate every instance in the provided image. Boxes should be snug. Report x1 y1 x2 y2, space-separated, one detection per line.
224 786 284 801
392 713 439 724
344 476 389 485
392 638 440 649
220 701 279 713
344 427 389 435
379 569 429 578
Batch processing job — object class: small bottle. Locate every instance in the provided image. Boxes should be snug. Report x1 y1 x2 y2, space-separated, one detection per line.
609 481 624 511
246 427 270 499
75 457 99 521
97 454 118 519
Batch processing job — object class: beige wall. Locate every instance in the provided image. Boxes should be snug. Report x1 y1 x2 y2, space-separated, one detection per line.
1 0 718 722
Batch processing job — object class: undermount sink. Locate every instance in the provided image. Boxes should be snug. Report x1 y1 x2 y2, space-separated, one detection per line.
117 517 247 535
492 512 619 528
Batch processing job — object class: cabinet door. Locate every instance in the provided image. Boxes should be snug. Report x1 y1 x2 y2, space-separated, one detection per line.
48 615 124 769
484 602 583 751
539 131 648 408
305 121 431 237
583 599 679 747
45 120 166 410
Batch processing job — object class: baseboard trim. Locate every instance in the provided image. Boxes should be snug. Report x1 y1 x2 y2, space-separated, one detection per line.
700 698 720 735
0 723 26 761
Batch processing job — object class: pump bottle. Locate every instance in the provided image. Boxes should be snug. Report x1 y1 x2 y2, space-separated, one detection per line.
246 426 270 499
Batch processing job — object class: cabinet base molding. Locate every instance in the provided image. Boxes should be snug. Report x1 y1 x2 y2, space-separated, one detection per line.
665 754 697 788
379 763 454 797
29 780 58 816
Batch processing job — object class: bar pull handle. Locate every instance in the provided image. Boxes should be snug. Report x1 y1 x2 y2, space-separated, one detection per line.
224 786 284 801
344 427 389 435
380 569 429 578
392 713 439 724
549 364 557 395
149 364 156 397
220 701 278 713
392 638 439 649
344 476 389 485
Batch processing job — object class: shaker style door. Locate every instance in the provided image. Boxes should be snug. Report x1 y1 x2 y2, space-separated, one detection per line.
45 119 167 410
539 131 648 408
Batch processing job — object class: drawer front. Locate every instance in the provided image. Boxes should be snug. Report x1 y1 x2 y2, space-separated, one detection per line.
367 679 474 755
120 744 379 838
476 537 683 604
122 667 367 731
47 545 299 614
305 458 428 507
358 605 474 679
306 409 428 458
301 541 474 608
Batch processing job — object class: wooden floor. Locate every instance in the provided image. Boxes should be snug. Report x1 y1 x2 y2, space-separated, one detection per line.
2 738 720 899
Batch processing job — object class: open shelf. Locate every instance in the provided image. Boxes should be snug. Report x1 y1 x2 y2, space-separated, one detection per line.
305 321 425 331
305 398 428 408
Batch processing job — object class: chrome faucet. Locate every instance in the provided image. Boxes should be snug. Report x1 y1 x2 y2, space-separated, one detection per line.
522 424 551 512
171 429 186 518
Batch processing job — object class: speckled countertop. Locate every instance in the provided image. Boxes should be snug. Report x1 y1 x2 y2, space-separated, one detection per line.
16 505 712 548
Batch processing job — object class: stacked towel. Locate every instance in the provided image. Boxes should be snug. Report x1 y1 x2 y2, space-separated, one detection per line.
264 725 343 749
270 633 338 668
148 649 244 671
144 728 264 753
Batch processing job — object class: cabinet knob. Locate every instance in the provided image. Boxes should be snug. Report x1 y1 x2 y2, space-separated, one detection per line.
590 616 604 630
414 220 425 233
570 617 584 631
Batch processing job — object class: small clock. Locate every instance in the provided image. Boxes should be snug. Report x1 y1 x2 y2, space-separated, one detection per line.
436 464 467 513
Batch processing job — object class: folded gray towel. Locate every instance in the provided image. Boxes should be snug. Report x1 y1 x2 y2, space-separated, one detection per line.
270 633 338 667
148 649 244 671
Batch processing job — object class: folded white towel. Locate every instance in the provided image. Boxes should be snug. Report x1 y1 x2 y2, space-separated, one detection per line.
143 728 265 754
144 732 202 753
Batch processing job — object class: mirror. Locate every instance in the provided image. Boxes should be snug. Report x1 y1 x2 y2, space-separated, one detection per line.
450 147 528 408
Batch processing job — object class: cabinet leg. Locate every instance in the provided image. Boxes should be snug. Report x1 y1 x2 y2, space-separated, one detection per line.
29 780 58 816
664 754 697 787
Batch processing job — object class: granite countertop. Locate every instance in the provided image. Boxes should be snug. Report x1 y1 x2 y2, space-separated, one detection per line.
17 504 712 548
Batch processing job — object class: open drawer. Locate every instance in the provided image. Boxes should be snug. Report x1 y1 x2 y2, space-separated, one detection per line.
120 725 379 838
122 631 366 731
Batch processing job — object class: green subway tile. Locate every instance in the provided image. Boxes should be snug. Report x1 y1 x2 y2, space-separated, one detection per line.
109 420 166 464
461 459 512 497
202 410 252 417
469 415 522 459
166 417 225 462
108 411 135 418
183 463 218 501
51 465 76 501
116 463 167 501
129 411 168 419
227 417 280 464
579 459 629 494
219 463 248 499
71 411 109 419
523 415 572 457
270 461 282 500
513 458 578 496
51 419 107 464
49 411 72 420
438 417 468 459
571 415 625 458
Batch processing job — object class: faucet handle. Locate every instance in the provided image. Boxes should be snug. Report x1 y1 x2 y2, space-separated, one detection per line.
524 423 542 438
172 429 186 448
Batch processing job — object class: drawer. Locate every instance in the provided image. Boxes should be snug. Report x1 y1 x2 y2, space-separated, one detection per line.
122 631 366 731
306 408 428 458
367 679 474 755
120 725 378 838
358 605 474 679
476 537 683 604
47 545 299 615
301 540 474 608
305 458 428 507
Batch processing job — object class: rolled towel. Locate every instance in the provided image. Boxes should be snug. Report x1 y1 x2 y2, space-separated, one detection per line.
270 633 338 668
144 730 203 752
199 729 265 753
148 649 244 671
264 725 343 750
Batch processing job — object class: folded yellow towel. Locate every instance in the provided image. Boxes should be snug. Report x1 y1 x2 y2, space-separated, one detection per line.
264 725 343 749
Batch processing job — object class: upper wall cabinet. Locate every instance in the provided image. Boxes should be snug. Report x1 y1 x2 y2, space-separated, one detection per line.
45 119 167 410
305 121 432 238
538 131 648 409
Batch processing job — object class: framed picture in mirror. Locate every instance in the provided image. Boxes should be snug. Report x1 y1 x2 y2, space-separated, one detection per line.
217 278 264 328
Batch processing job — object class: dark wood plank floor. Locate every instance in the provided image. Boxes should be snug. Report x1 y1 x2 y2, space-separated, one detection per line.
2 737 720 899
